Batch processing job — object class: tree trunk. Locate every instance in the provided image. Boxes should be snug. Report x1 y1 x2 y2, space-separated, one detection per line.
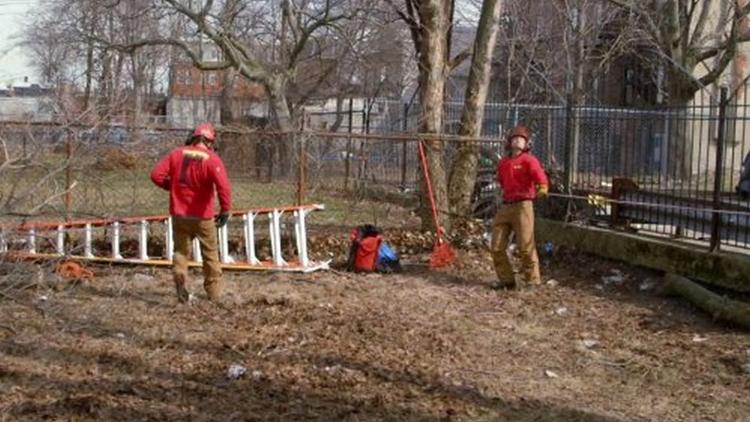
328 96 346 132
666 67 701 181
83 20 95 112
663 273 750 330
113 53 124 108
220 69 236 125
131 51 143 124
416 0 452 232
570 9 585 187
98 51 111 120
267 76 295 178
128 51 143 146
447 0 503 220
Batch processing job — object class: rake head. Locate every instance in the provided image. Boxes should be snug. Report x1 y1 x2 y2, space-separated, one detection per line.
428 240 456 269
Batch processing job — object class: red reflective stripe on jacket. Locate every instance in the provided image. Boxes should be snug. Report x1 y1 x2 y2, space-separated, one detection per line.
496 152 548 202
150 145 232 219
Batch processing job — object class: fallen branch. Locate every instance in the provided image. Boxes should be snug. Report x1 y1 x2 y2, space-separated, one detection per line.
662 273 750 330
0 324 17 335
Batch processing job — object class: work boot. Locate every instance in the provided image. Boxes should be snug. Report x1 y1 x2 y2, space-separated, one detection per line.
174 274 191 304
491 279 517 290
204 278 224 303
520 274 543 290
206 293 238 310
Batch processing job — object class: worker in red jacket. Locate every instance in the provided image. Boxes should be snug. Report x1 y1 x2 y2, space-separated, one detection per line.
491 124 548 289
150 123 232 303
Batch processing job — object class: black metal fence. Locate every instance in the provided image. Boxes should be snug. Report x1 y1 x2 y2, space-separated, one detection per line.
297 92 750 252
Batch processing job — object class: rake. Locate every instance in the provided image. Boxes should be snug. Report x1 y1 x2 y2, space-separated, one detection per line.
417 139 456 269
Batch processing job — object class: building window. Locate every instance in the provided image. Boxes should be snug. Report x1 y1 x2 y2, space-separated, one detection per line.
175 70 184 85
624 68 634 106
207 73 218 85
176 69 192 86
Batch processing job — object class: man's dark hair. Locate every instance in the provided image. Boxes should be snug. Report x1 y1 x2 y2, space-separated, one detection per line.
185 134 207 146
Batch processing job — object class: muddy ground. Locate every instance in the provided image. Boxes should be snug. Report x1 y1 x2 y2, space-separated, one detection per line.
0 243 748 421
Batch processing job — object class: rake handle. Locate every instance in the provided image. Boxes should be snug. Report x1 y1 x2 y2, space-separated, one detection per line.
417 139 444 244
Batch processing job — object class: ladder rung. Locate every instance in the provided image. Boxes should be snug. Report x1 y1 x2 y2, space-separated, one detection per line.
192 238 202 263
111 221 123 260
269 210 287 267
243 212 260 265
218 223 233 264
28 229 36 254
56 226 65 255
84 224 94 259
294 209 310 267
139 220 149 261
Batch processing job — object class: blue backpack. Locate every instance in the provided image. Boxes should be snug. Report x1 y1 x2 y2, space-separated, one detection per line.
377 242 400 273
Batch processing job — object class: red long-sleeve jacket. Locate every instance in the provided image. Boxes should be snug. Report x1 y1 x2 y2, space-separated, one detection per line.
150 145 232 219
496 152 548 202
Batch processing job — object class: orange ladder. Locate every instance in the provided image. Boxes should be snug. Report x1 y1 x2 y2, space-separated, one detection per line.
0 204 329 272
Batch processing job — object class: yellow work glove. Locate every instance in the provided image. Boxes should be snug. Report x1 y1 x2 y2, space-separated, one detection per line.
536 184 549 198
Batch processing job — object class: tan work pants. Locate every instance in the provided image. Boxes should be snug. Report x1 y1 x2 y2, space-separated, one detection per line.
172 217 223 300
490 200 541 286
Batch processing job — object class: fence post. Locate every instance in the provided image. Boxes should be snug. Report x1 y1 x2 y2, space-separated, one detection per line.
401 102 409 189
361 99 371 195
710 87 728 252
344 97 353 190
563 93 575 194
356 100 368 193
65 129 73 221
297 111 306 206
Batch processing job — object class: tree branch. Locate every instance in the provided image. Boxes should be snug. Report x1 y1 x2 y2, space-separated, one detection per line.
287 13 350 70
161 0 269 82
696 32 750 63
401 0 422 56
698 10 741 88
448 48 471 72
689 0 712 50
104 38 232 71
385 0 416 28
602 0 663 47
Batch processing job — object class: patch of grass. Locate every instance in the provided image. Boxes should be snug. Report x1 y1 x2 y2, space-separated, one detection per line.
1 164 416 228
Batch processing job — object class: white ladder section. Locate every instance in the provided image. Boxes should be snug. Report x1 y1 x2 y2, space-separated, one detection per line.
0 204 329 273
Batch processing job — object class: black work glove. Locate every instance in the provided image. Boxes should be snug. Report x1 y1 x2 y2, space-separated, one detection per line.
214 212 230 228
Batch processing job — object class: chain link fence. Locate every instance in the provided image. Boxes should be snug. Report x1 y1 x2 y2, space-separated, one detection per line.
3 89 750 251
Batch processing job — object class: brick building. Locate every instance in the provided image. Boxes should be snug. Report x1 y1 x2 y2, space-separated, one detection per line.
166 45 268 128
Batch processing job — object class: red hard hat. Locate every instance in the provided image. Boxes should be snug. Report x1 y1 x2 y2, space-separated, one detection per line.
193 122 216 142
506 124 531 150
507 125 530 142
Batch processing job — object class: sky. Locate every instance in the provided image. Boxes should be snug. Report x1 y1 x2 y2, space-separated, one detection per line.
0 0 37 87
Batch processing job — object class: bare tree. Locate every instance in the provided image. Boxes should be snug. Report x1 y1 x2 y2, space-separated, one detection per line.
135 0 366 132
490 0 634 104
26 0 171 122
600 1 750 178
73 0 371 175
605 0 750 106
0 123 76 218
390 0 455 229
555 0 636 184
446 0 503 219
